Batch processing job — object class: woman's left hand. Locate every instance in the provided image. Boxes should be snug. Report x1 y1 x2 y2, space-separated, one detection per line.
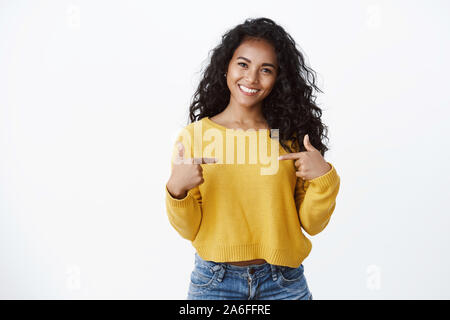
278 134 331 180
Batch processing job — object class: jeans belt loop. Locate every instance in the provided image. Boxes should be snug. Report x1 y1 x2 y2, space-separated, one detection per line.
270 264 278 281
211 264 225 282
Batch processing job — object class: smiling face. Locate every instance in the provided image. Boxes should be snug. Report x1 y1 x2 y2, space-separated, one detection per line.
225 37 278 110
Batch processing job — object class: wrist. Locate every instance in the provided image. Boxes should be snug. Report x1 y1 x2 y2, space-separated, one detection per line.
166 181 187 199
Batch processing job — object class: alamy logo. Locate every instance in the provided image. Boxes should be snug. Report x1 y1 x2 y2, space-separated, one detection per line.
173 120 281 175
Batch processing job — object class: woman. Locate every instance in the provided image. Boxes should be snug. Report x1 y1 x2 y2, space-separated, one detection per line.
165 17 340 300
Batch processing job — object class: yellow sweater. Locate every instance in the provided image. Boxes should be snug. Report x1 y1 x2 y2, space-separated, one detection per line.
165 116 341 268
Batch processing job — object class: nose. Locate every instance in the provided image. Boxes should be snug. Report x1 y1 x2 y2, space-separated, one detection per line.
245 68 259 84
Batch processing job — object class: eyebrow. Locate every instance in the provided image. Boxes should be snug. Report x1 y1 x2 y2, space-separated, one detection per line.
237 56 277 69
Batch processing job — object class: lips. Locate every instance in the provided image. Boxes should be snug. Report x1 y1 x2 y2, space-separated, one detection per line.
238 84 260 96
239 84 260 90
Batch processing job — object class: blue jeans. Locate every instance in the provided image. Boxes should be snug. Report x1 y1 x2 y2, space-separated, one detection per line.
187 253 313 300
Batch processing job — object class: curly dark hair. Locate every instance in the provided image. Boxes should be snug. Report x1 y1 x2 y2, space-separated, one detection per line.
188 17 330 156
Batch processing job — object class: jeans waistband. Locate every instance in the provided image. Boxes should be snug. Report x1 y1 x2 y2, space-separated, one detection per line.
194 252 279 282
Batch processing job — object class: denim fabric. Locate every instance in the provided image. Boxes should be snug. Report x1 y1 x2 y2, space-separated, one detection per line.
187 253 313 300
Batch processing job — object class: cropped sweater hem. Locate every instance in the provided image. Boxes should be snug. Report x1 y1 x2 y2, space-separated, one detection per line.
194 242 312 268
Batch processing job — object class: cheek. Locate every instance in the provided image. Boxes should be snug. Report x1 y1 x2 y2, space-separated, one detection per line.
226 70 238 84
263 80 276 94
229 69 243 81
268 76 277 87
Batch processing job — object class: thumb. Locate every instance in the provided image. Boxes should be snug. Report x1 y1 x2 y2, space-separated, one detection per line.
176 141 185 159
304 134 316 152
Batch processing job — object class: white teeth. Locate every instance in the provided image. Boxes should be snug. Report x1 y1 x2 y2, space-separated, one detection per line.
239 85 259 93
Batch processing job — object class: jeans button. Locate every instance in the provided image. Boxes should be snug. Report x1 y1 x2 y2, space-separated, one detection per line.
249 268 255 275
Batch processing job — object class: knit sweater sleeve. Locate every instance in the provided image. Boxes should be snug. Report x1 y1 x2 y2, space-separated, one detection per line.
294 162 341 236
165 184 202 241
165 128 203 241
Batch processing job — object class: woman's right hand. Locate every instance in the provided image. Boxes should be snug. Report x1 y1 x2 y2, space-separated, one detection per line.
166 141 217 199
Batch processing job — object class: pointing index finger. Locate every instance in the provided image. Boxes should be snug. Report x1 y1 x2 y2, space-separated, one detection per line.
192 157 218 164
278 153 302 160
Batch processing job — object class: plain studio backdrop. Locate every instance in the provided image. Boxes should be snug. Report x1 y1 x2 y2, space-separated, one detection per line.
1 0 449 299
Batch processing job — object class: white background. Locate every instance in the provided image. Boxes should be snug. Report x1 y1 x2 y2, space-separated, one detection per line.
1 0 449 299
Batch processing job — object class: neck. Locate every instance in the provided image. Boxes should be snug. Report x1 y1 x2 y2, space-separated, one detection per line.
222 101 265 125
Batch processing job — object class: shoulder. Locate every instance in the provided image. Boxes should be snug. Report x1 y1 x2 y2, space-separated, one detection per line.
173 118 207 147
176 118 204 135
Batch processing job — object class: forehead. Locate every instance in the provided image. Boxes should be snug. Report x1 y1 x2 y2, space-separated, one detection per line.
232 38 277 64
